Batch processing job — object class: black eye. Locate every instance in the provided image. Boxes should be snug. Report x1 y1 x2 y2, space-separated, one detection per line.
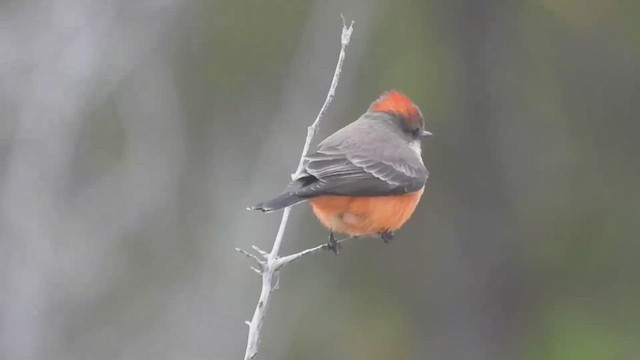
411 128 421 137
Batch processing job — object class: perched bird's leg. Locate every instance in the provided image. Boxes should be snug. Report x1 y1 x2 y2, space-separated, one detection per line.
326 230 342 255
380 230 395 244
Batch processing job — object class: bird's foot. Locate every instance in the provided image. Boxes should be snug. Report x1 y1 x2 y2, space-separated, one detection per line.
326 231 342 255
380 230 395 244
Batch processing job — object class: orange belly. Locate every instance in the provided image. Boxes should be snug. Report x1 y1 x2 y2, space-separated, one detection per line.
308 188 424 236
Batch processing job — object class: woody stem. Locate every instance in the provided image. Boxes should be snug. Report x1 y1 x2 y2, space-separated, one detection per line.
239 17 355 360
274 236 358 270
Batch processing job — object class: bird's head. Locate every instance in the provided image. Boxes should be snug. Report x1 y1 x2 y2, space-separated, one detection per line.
369 90 432 143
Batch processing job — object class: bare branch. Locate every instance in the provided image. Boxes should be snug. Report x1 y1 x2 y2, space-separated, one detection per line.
274 236 358 270
238 17 355 360
292 15 355 179
251 246 269 257
235 248 264 267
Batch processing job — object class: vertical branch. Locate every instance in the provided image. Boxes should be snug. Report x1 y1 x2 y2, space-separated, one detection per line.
238 17 354 360
292 14 355 179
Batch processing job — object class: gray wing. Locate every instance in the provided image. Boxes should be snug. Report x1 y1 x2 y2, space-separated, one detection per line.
289 118 428 197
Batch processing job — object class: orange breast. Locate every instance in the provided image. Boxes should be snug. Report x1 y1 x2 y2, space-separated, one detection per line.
308 188 424 236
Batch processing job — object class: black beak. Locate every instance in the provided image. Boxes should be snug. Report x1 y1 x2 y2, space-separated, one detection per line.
420 130 433 137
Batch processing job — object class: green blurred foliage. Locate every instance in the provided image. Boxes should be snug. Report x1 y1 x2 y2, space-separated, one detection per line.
37 0 639 358
209 0 640 358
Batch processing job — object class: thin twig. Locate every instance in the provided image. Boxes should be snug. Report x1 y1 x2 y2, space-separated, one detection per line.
292 14 354 179
238 17 355 360
274 236 358 270
235 248 264 267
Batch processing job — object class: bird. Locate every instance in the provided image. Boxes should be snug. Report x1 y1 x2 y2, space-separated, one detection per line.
249 90 431 253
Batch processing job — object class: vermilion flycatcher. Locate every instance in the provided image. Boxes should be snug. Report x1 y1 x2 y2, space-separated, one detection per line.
250 90 431 253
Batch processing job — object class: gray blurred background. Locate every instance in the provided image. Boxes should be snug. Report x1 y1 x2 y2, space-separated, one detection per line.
1 0 639 359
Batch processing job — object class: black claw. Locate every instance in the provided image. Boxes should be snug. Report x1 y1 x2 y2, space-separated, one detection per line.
327 231 342 255
380 230 395 244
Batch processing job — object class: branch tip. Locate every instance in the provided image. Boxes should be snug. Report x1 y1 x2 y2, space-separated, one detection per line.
251 245 269 257
236 247 265 265
340 15 354 45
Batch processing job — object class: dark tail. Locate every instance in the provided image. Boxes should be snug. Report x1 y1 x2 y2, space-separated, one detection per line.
248 192 306 212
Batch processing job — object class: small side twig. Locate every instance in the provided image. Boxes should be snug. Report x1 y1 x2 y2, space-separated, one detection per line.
236 248 264 267
274 236 358 270
237 17 355 360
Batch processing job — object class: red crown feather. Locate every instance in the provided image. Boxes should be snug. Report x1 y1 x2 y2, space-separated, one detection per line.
369 90 420 119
